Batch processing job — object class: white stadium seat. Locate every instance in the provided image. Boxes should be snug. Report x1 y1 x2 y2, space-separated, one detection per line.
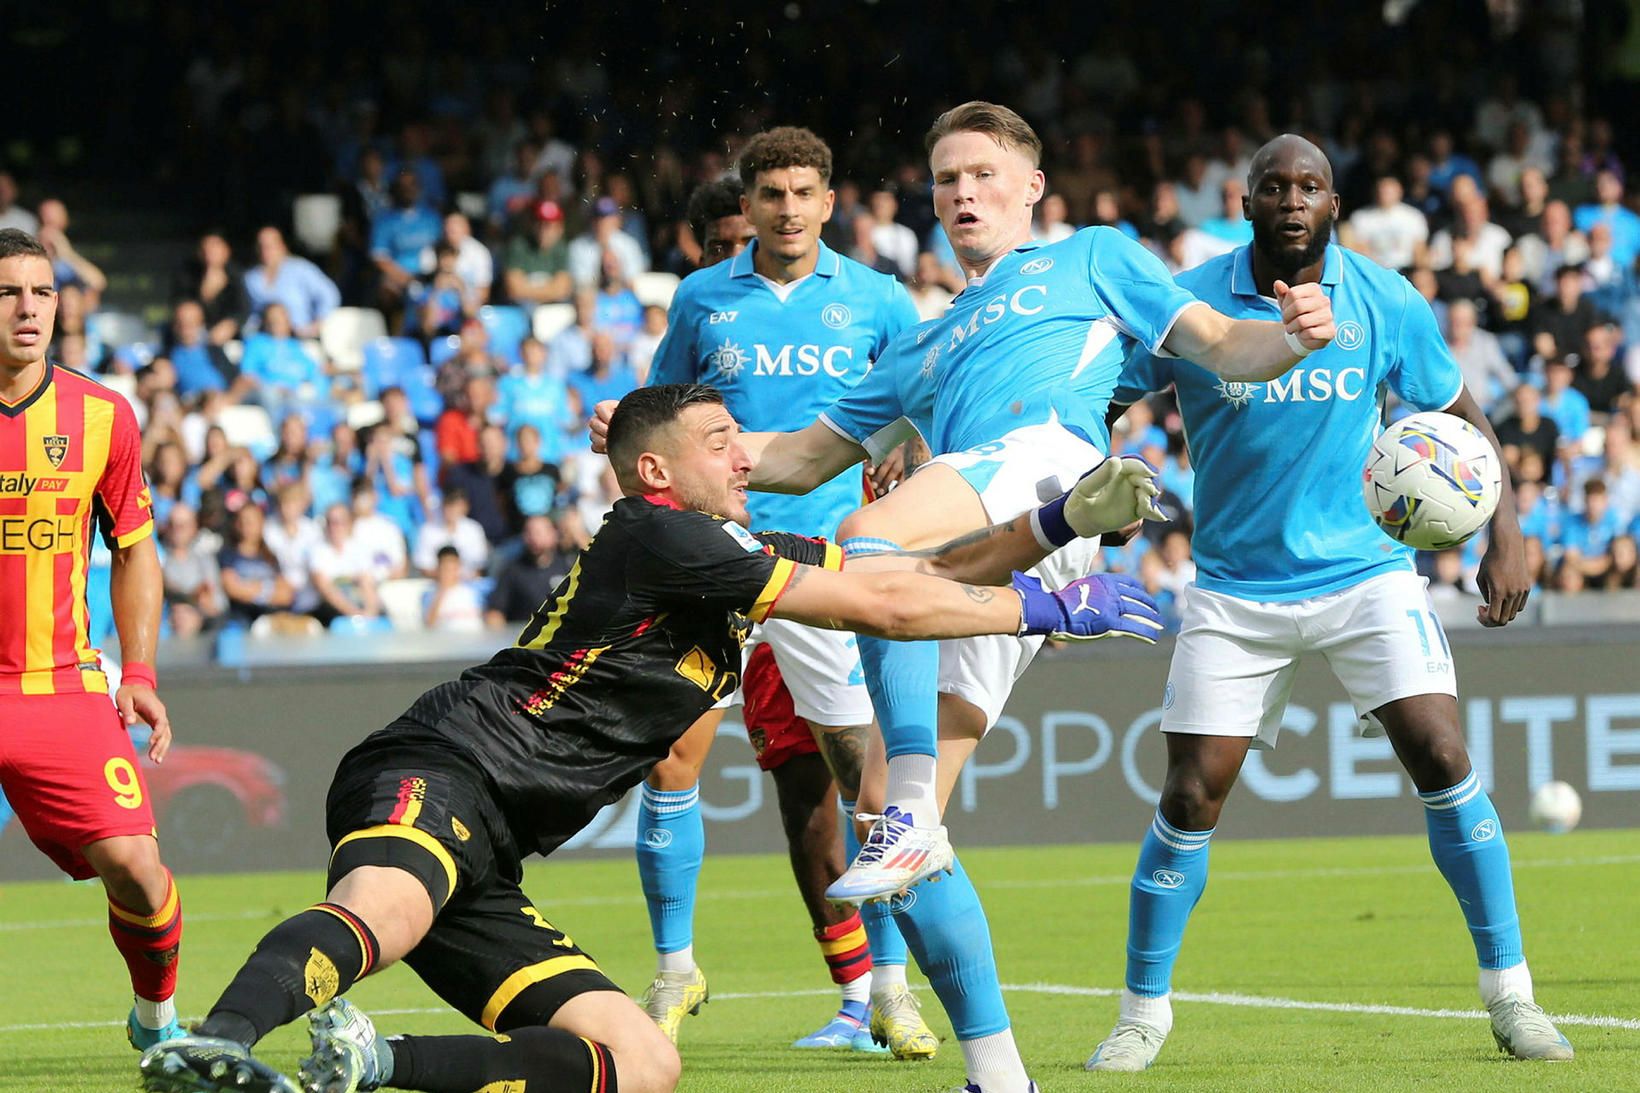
379 577 434 631
319 307 388 373
532 302 576 342
217 404 276 456
633 271 681 308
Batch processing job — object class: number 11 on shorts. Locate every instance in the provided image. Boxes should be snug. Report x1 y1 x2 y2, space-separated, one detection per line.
1405 609 1451 659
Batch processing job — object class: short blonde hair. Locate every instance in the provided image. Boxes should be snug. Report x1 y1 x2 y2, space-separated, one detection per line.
925 101 1042 167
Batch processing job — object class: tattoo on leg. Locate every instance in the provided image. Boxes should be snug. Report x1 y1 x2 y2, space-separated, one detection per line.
815 723 870 799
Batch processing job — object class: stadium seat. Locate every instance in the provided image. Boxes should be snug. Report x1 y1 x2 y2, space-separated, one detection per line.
111 342 158 371
87 310 153 353
292 193 342 255
99 372 139 411
455 192 488 221
404 366 444 426
218 404 276 459
532 302 575 342
478 305 530 364
634 271 681 309
361 337 429 398
428 334 462 367
379 577 434 630
347 400 386 431
328 614 394 635
320 307 389 373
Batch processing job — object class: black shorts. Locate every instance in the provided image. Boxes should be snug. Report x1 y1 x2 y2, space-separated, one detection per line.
324 726 620 1030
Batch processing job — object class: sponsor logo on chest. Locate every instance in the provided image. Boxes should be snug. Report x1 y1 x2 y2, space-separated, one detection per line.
938 283 1048 356
708 338 856 379
1211 367 1369 409
0 472 71 496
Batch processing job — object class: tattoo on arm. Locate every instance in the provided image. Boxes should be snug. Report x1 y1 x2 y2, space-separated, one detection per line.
877 516 1028 575
815 723 870 799
961 584 995 603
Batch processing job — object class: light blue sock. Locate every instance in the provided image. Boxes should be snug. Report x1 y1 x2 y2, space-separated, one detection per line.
843 799 908 970
841 537 939 762
635 783 703 956
1420 770 1524 969
1126 810 1214 997
890 856 1010 1039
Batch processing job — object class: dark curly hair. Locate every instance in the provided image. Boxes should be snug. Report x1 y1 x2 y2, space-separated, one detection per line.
737 126 833 187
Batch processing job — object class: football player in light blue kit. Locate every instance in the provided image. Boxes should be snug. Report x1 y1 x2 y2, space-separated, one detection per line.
1086 135 1571 1072
636 128 937 1058
721 103 1337 1093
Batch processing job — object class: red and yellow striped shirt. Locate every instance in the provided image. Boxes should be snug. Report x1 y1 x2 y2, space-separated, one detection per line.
0 363 153 695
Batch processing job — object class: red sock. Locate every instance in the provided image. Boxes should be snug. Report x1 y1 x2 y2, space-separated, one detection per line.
816 911 871 985
108 868 182 1002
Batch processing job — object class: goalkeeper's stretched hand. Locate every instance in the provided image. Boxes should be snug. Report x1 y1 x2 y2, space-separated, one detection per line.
1012 572 1165 642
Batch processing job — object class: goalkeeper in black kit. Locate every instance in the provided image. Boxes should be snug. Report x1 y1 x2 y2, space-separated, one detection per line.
141 383 1165 1093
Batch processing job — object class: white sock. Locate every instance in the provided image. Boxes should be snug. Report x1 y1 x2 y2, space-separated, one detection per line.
960 1028 1031 1093
871 963 908 1000
842 972 872 1006
1479 961 1533 1006
134 996 176 1030
657 945 694 974
884 754 941 825
1118 987 1173 1035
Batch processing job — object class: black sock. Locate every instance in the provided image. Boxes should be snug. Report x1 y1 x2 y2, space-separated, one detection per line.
387 1027 617 1093
197 903 379 1046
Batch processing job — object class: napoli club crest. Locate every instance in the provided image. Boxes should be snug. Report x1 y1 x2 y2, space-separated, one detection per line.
42 434 68 468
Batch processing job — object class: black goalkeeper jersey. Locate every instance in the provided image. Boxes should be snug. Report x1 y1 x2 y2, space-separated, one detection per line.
366 495 841 857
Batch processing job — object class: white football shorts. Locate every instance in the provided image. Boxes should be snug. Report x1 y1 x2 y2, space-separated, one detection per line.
749 617 874 727
1160 569 1458 747
927 419 1105 730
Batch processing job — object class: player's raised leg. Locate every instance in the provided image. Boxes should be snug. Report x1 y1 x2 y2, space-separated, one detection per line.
1375 693 1572 1061
634 708 717 1042
828 464 989 901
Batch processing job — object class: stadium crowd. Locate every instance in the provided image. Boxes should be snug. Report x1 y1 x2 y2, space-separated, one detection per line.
18 4 1640 640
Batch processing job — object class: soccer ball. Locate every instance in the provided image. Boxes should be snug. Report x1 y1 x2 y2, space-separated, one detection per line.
1362 411 1501 551
1528 780 1583 834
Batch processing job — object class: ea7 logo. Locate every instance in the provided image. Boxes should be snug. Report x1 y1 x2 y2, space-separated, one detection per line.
708 311 738 324
1152 869 1186 889
1470 819 1497 842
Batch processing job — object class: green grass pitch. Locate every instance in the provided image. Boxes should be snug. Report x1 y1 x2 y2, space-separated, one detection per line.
2 830 1637 1092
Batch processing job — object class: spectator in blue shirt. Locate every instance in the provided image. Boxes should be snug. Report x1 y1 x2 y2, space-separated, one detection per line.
1574 170 1640 267
371 170 441 316
593 249 643 351
167 299 237 399
547 291 596 375
240 303 329 419
1540 356 1591 446
246 226 341 338
1426 129 1483 195
487 139 540 234
1560 478 1623 583
1514 478 1561 544
566 331 636 410
1197 179 1254 245
497 337 573 447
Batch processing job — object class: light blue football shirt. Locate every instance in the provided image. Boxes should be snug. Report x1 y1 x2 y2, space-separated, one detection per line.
649 239 917 537
1114 244 1465 602
820 227 1201 460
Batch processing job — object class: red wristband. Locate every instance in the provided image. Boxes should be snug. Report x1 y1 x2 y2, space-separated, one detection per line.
121 662 157 690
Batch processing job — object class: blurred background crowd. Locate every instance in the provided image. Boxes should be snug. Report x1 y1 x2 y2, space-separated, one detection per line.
13 0 1640 640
